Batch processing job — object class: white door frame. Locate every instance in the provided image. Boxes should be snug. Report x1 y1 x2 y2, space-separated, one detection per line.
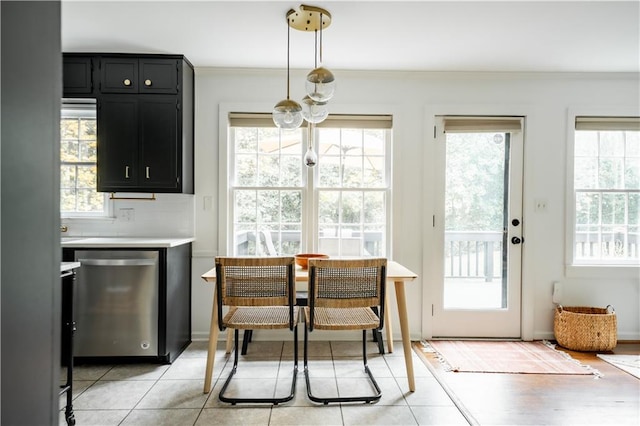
421 105 536 340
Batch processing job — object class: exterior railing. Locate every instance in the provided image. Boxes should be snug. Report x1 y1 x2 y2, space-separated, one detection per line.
444 231 503 282
575 231 638 260
236 230 384 257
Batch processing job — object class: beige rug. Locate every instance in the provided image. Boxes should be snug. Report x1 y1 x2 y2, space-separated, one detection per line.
422 340 601 376
597 354 640 379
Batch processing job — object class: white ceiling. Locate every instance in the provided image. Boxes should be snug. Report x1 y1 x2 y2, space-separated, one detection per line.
61 0 640 73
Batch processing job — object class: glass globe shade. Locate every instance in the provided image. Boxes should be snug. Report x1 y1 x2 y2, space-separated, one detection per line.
305 67 336 102
301 95 329 124
272 99 303 129
304 146 318 167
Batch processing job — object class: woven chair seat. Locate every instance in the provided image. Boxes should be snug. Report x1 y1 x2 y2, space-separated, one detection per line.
224 306 299 330
304 306 379 331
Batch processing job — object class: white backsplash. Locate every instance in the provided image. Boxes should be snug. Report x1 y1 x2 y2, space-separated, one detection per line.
61 194 195 238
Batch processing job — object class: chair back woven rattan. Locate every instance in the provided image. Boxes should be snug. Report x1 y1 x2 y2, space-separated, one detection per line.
216 256 297 329
306 258 386 330
303 258 387 404
214 256 298 405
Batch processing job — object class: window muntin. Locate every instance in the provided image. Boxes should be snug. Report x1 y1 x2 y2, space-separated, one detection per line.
573 117 640 265
60 103 109 217
316 127 388 257
229 114 391 258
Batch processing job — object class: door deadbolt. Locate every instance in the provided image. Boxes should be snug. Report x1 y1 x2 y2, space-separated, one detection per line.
511 236 522 244
512 219 520 226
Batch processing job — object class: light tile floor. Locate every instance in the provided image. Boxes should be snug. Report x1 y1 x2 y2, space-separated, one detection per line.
61 340 469 425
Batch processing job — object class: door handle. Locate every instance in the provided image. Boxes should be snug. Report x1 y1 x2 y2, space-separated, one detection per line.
78 258 157 267
511 236 523 245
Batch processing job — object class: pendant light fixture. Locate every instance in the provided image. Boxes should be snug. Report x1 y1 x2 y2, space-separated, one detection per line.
303 122 318 167
301 95 328 123
272 17 303 129
287 5 335 103
305 11 335 102
279 4 336 167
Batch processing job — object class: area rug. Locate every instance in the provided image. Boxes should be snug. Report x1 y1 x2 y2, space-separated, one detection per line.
421 340 601 376
597 354 640 379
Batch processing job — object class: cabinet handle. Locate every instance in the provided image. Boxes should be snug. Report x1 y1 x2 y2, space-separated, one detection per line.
123 78 131 86
144 79 152 86
146 166 150 179
125 166 130 179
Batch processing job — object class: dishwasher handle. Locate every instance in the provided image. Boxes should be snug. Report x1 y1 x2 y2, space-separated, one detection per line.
78 258 157 267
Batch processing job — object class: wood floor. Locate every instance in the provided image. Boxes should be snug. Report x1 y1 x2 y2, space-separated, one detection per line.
414 342 640 425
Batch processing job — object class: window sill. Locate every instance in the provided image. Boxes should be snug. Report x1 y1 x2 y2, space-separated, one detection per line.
565 264 639 279
61 215 116 222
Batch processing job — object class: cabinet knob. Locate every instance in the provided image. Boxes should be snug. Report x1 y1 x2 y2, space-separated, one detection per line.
123 78 131 86
144 79 152 87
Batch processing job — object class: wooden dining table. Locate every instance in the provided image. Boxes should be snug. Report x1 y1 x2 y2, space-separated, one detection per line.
200 260 418 394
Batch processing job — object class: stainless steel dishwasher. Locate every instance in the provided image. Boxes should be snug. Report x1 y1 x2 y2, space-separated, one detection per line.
73 250 159 357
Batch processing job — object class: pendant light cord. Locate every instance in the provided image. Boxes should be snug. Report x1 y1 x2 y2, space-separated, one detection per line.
314 29 318 69
286 21 291 100
319 13 323 65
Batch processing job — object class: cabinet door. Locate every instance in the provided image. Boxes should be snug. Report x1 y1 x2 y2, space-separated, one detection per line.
139 96 179 190
63 56 94 96
97 96 139 191
101 57 138 94
139 59 178 94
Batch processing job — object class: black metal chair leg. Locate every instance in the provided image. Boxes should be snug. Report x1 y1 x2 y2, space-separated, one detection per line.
219 328 297 405
241 330 252 355
304 329 382 404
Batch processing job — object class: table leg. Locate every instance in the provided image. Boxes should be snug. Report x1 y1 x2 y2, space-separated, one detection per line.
203 293 220 394
384 289 393 353
395 280 415 392
225 329 233 354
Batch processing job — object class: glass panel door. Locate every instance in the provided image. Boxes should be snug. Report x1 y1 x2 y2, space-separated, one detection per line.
432 116 523 338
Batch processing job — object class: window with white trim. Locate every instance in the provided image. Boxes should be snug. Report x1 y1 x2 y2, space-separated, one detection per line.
60 101 109 217
228 113 392 257
572 116 639 265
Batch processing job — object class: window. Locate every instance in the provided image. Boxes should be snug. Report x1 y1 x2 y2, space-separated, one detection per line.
228 113 392 258
60 101 109 217
572 116 639 265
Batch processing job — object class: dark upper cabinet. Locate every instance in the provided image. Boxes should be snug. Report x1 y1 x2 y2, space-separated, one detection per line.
98 95 179 192
63 53 194 194
63 56 95 97
101 57 178 95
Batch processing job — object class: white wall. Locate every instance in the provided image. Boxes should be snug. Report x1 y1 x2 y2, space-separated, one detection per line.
68 67 639 342
190 68 640 342
62 194 195 238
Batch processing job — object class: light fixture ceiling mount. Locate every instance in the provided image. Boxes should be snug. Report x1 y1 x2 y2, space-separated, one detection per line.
286 4 331 32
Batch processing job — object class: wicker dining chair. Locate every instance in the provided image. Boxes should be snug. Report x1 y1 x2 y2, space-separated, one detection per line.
215 256 298 405
303 258 387 404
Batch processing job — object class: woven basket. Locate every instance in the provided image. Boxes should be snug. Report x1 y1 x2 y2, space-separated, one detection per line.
554 305 617 352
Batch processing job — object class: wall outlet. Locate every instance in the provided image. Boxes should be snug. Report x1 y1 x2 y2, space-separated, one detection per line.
552 281 562 304
118 208 135 222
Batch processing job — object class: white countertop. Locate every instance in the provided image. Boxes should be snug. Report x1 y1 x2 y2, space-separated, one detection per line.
61 237 195 248
61 261 81 272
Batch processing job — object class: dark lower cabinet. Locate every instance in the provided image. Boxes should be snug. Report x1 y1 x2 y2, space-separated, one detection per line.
62 243 192 364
